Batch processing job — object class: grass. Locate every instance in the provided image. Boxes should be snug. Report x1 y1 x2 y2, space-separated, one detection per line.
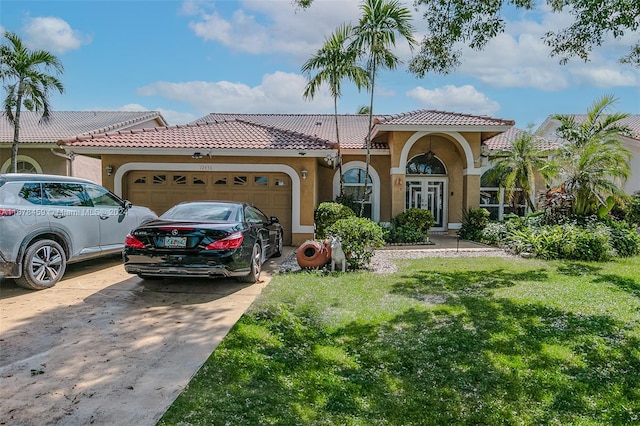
158 256 640 425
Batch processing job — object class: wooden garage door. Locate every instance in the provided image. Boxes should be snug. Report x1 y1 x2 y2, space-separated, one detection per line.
125 171 292 244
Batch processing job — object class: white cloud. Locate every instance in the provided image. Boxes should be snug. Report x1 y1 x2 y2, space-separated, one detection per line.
22 17 90 54
406 85 501 116
136 71 332 114
186 0 361 58
453 7 640 91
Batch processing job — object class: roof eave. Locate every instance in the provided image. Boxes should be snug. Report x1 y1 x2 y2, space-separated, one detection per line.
375 124 514 133
60 147 339 157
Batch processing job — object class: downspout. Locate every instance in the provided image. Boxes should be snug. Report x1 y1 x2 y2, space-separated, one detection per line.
50 148 75 176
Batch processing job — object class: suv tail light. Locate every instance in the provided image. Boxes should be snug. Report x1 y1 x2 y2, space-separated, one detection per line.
0 208 16 217
205 232 244 250
125 234 145 249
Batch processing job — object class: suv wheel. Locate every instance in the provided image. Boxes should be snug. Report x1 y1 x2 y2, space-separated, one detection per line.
15 239 67 290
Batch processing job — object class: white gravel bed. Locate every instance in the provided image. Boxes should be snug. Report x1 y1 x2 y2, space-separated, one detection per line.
278 246 516 275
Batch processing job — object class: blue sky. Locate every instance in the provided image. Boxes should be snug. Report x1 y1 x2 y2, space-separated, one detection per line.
1 0 639 128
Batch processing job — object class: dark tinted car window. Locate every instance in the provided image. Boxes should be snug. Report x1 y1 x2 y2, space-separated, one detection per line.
161 202 242 222
19 183 43 205
85 184 122 207
42 183 91 207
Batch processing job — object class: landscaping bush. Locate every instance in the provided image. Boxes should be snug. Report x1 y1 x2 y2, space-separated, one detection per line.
458 208 490 241
314 202 355 239
625 194 640 226
607 220 640 257
326 217 385 270
387 208 435 244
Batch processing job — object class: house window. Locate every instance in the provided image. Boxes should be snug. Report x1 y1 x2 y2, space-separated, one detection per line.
153 175 166 184
406 154 446 175
480 172 526 220
233 176 247 185
333 162 380 222
1 155 42 174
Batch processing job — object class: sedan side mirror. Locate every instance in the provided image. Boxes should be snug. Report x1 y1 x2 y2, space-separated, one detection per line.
270 216 279 224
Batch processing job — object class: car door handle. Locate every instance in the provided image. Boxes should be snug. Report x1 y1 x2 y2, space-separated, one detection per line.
52 213 65 219
99 215 109 220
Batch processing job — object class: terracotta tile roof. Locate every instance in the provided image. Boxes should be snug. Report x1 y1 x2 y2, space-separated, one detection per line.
0 111 167 144
195 110 514 150
196 113 376 149
59 119 335 150
484 127 558 151
375 109 515 127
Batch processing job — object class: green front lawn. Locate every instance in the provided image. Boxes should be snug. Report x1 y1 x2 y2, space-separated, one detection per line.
159 256 640 425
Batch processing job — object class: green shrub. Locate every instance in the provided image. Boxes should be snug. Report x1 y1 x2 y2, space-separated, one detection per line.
326 217 385 270
314 202 356 239
387 208 435 243
387 225 426 244
458 208 490 241
334 193 360 215
607 220 640 257
625 195 640 226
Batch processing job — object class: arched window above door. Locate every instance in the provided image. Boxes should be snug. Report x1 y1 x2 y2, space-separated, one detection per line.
406 154 446 175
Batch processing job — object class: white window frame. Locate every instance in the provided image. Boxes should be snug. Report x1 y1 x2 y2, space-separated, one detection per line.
1 155 42 174
332 161 380 222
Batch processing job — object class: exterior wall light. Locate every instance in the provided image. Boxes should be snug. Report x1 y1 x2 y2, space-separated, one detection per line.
105 165 114 176
300 168 308 180
192 152 203 159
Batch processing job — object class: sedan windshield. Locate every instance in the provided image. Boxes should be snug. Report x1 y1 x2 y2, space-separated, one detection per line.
160 202 242 222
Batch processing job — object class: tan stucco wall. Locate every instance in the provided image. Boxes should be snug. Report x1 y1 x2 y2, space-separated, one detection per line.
387 131 483 227
0 147 68 175
96 126 488 242
101 153 319 246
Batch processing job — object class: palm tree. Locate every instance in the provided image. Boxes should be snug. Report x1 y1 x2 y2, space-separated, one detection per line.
351 0 416 216
0 31 64 173
552 95 632 216
302 24 370 195
485 128 551 213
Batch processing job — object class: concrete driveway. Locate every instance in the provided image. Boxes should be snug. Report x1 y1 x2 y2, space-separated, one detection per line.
0 248 293 426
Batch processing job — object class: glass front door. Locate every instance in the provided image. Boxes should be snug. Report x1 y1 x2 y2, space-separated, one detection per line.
406 178 447 231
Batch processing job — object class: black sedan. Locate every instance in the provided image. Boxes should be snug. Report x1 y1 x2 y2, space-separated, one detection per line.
123 201 283 282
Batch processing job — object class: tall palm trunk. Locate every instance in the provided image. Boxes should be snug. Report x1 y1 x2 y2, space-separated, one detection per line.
360 58 376 218
333 96 345 194
11 83 24 173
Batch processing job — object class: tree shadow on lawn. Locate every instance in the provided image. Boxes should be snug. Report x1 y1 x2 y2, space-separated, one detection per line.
161 266 640 425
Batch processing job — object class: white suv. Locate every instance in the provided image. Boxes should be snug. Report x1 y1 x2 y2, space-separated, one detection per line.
0 174 156 290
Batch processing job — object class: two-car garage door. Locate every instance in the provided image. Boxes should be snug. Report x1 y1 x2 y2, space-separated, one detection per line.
125 170 292 244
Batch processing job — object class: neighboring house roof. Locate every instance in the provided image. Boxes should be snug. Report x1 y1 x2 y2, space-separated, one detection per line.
536 114 640 144
0 111 168 144
546 114 640 142
484 127 559 151
59 119 335 151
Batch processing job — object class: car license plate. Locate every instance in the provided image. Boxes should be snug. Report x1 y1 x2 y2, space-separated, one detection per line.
164 236 186 248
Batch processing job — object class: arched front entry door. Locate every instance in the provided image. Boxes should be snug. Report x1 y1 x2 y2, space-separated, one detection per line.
405 154 448 231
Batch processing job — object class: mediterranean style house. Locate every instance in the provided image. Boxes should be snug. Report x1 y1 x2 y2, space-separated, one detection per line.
0 111 167 183
57 110 515 245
